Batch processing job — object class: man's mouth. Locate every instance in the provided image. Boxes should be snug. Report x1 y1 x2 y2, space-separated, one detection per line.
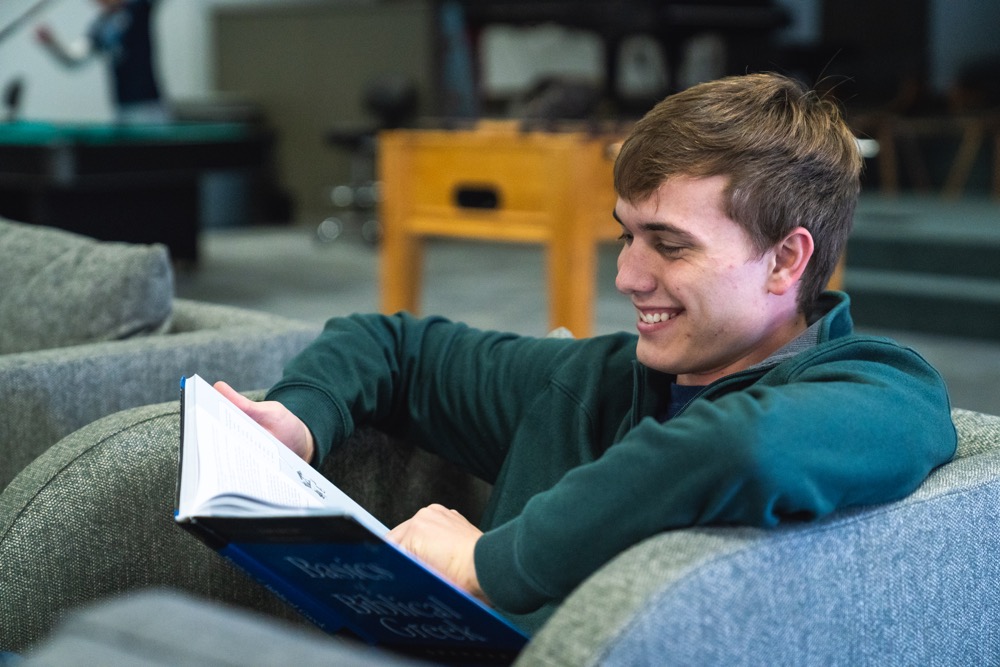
638 310 679 324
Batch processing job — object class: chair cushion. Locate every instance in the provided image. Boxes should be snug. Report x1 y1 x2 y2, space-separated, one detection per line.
0 219 173 354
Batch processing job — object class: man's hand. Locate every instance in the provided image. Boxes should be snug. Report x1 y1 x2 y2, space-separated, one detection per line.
35 25 55 45
213 381 316 463
387 504 489 605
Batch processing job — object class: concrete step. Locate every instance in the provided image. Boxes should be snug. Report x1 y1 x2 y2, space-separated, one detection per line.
844 268 1000 340
846 233 1000 280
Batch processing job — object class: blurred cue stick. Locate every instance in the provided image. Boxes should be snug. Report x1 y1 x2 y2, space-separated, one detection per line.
0 0 60 44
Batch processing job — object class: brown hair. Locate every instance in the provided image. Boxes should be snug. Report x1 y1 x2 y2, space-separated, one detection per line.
614 72 862 312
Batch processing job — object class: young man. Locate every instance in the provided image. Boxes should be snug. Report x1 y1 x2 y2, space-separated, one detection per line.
218 73 955 632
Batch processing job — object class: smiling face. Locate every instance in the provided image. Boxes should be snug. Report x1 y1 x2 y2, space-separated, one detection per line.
615 175 811 386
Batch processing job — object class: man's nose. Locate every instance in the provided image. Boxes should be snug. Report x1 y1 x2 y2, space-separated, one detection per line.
615 244 655 295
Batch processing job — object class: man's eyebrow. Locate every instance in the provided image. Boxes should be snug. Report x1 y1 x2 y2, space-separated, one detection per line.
612 209 698 243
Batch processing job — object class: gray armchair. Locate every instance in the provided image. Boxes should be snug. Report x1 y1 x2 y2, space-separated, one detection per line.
2 401 998 664
0 218 319 489
0 395 488 653
520 407 1000 665
0 298 318 489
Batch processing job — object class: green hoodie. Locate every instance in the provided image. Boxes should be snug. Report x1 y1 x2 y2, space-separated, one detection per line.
266 292 955 632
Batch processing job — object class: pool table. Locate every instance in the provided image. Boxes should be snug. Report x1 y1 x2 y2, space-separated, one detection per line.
0 120 278 261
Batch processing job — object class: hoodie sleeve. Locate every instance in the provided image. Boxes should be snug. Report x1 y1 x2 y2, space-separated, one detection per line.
266 312 576 482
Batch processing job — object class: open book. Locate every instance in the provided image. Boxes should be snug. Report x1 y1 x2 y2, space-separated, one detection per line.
175 375 528 664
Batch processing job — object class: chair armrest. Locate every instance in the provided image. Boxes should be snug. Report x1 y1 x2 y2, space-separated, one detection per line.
519 409 1000 666
0 299 318 488
0 398 486 652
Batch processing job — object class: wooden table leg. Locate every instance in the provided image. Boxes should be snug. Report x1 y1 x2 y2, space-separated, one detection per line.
877 119 899 196
378 131 425 316
944 119 985 199
547 231 598 337
379 228 424 315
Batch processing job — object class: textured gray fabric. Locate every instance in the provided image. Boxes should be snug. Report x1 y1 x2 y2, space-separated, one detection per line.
4 397 995 664
0 402 290 653
0 219 173 354
0 397 487 653
0 298 318 489
517 408 1000 666
22 590 425 667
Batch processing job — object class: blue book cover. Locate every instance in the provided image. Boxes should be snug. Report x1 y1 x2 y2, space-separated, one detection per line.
175 375 528 665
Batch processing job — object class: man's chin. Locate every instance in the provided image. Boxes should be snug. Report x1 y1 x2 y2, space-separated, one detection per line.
634 343 682 376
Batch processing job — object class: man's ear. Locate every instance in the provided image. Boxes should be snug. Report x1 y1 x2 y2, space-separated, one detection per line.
767 227 814 296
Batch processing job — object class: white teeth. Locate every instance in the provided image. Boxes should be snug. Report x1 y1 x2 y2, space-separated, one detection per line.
639 311 676 324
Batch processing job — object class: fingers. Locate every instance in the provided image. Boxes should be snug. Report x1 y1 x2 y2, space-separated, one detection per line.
386 504 448 545
386 505 487 603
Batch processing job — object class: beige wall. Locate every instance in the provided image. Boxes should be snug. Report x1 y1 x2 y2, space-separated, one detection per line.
213 1 435 224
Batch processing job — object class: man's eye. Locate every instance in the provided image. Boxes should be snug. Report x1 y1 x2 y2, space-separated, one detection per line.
658 245 684 257
617 232 633 245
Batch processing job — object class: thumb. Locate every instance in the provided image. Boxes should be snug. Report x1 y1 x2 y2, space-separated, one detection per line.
213 380 256 414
